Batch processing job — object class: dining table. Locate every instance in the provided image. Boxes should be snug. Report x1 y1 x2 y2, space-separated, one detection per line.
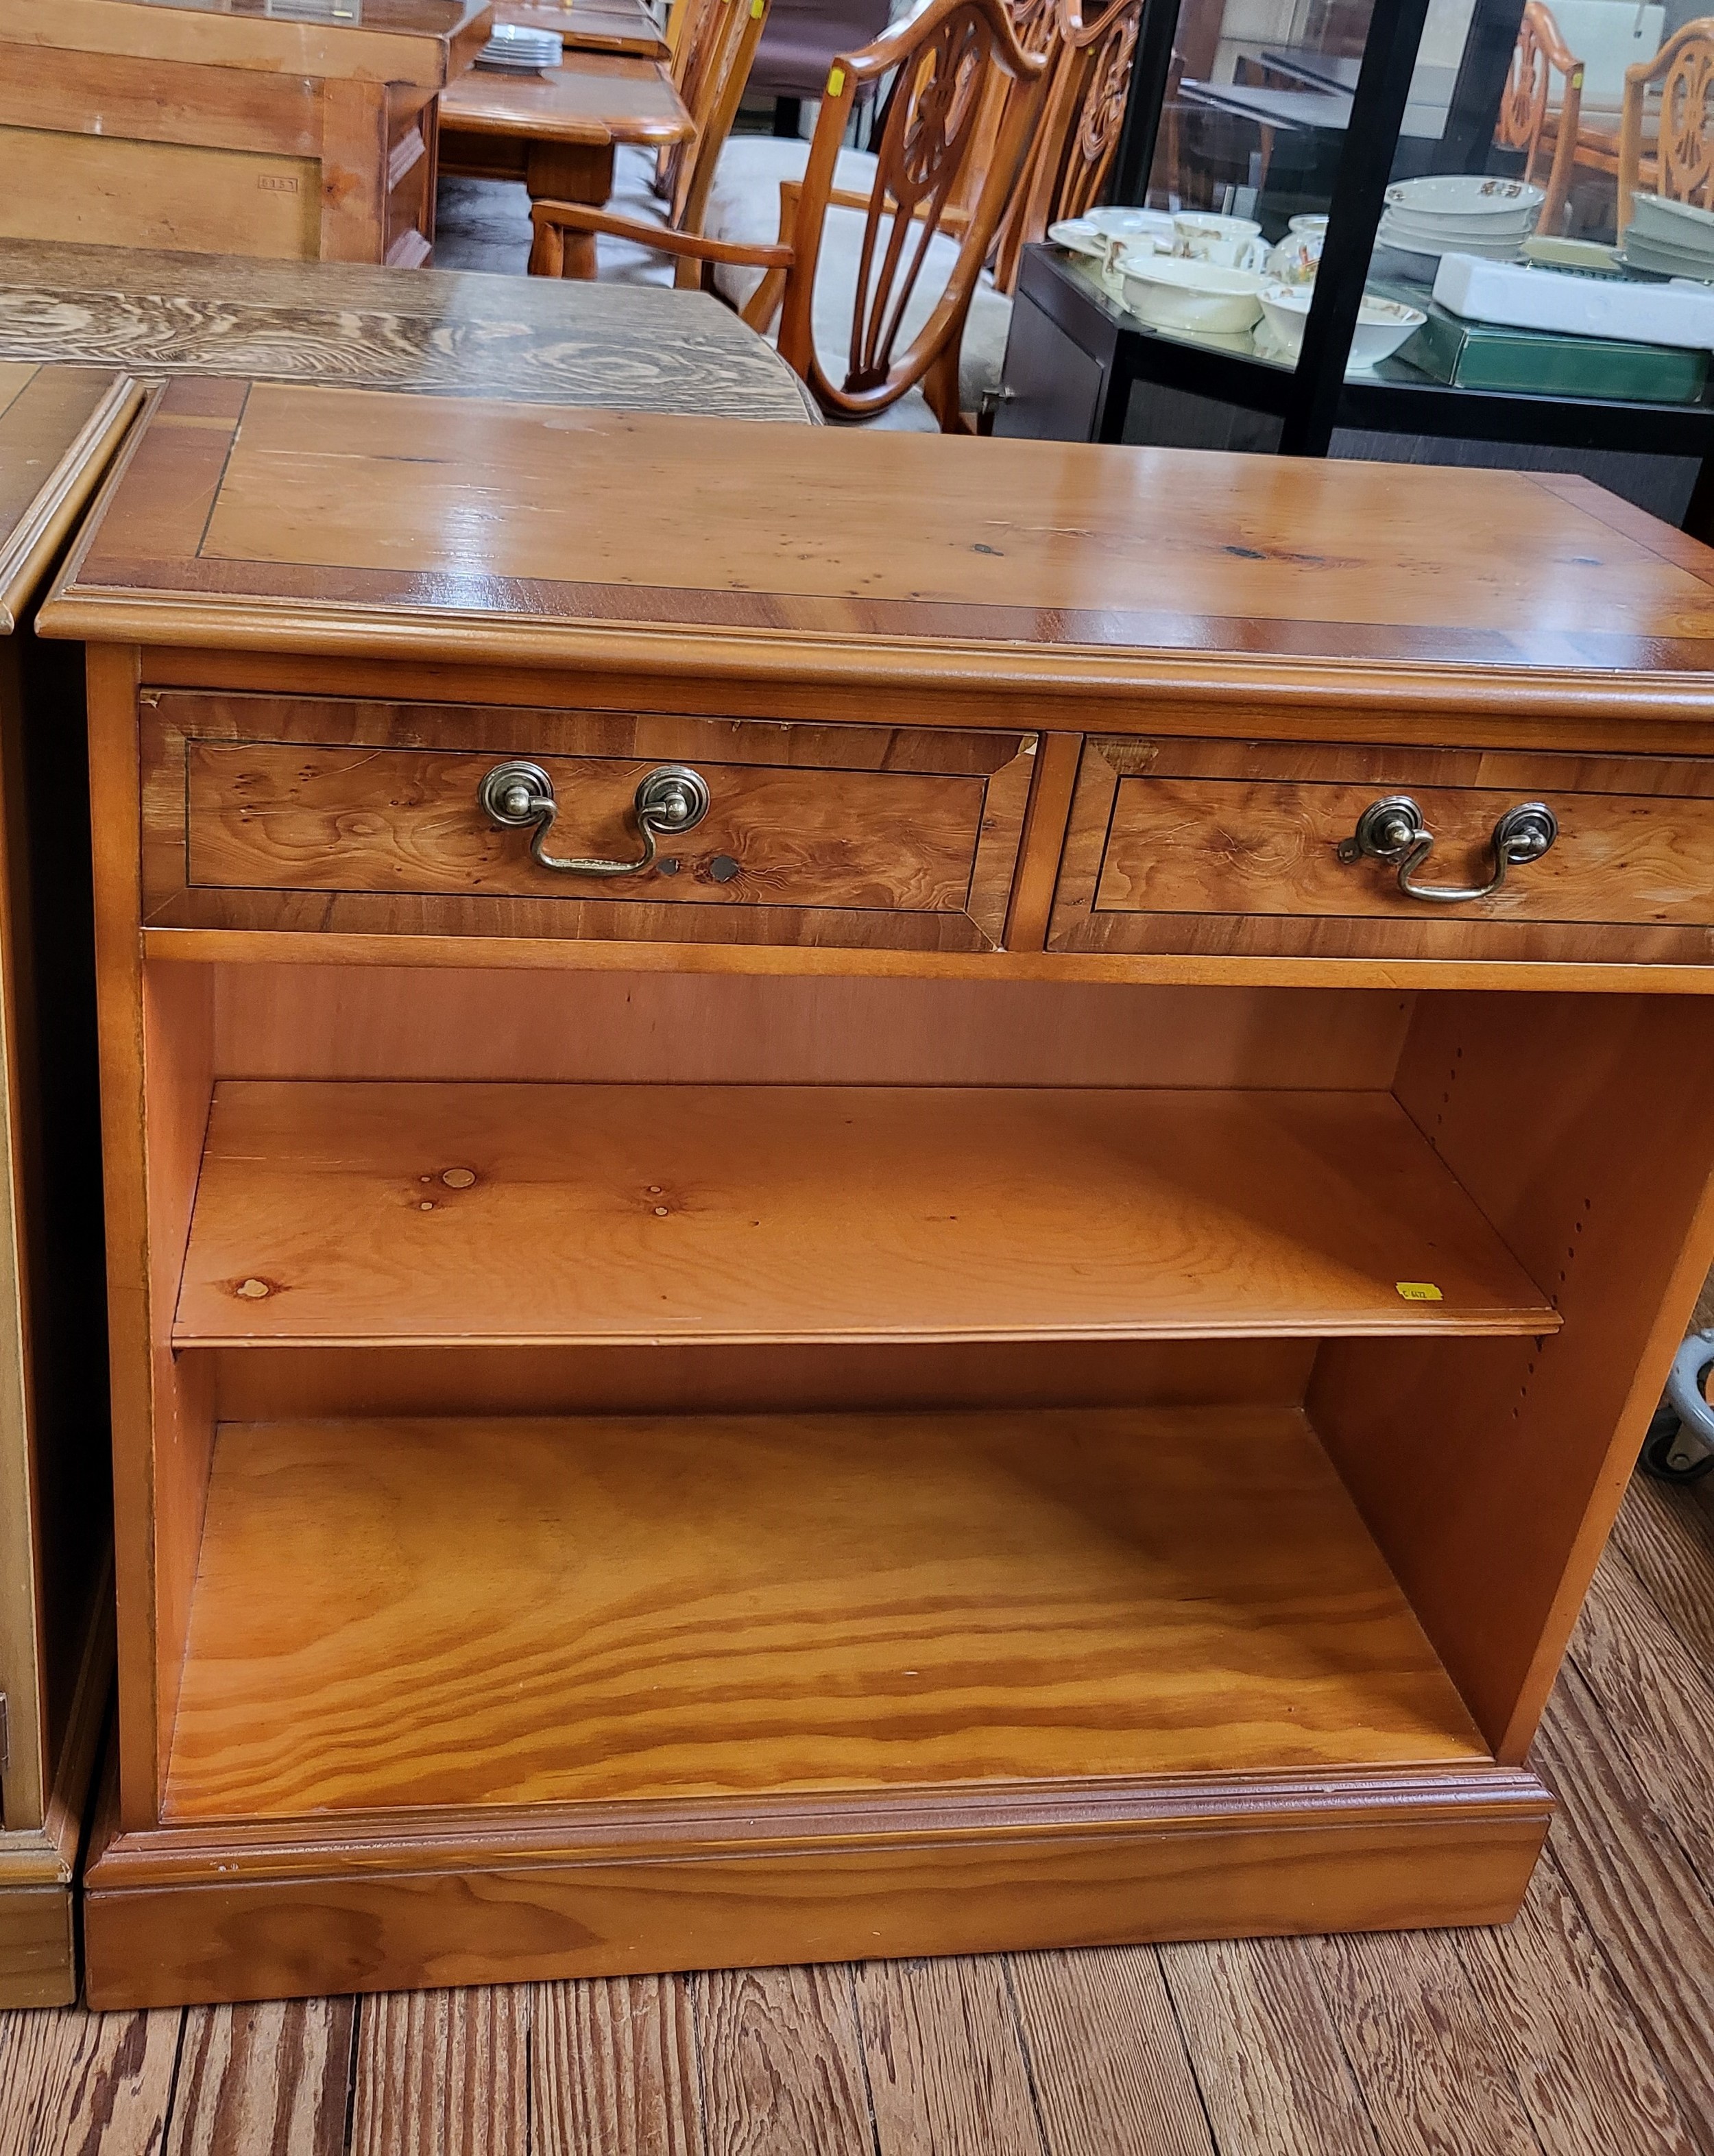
0 239 817 422
438 52 695 270
492 0 670 60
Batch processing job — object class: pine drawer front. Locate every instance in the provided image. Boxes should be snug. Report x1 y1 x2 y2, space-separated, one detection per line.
143 693 1037 950
1049 738 1714 965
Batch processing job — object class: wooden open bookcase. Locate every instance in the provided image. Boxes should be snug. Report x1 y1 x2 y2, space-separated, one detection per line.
44 383 1714 2007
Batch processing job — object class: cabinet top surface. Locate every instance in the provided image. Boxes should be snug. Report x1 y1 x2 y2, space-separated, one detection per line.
0 361 138 634
0 0 490 80
43 377 1714 710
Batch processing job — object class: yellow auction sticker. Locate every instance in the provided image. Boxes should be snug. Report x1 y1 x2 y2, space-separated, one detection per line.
827 64 846 95
1395 1281 1444 1302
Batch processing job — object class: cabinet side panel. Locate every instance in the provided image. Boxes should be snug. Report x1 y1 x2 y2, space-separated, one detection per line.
0 636 44 1830
90 648 215 1826
7 616 113 1830
1310 991 1714 1758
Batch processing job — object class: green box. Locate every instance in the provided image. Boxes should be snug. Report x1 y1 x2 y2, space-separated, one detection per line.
1392 297 1708 403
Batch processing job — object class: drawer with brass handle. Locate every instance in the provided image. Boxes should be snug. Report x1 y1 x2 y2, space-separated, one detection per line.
1048 737 1714 966
140 693 1037 952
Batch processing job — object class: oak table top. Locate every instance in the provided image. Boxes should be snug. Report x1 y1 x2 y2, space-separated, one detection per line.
42 378 1714 720
439 50 694 147
492 0 669 59
0 241 816 422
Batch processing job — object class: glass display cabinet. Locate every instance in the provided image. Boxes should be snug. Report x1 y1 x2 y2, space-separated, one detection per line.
998 0 1714 526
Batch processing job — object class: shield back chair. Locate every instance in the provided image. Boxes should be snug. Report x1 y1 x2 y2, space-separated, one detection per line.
524 0 773 280
531 0 1046 429
991 0 1142 294
1494 1 1583 236
1618 17 1714 237
945 0 1067 233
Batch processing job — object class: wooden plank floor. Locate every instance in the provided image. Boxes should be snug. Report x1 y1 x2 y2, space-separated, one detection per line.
1 1470 1710 2155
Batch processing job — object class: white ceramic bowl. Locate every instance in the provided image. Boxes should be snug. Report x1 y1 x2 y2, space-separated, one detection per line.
1384 174 1543 219
1119 255 1266 333
1256 283 1426 370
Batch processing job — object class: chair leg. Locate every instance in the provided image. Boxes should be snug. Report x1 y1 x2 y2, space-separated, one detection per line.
924 344 965 434
527 216 565 277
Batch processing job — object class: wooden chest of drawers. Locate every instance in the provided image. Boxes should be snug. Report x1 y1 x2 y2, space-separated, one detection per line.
45 379 1714 2007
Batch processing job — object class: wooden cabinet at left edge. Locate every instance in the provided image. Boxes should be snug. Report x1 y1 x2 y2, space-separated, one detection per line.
0 363 138 2004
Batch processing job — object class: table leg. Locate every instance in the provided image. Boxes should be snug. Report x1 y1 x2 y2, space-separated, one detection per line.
525 139 616 275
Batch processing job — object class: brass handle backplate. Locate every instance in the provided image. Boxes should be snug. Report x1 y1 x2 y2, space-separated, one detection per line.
479 760 711 877
1336 795 1558 905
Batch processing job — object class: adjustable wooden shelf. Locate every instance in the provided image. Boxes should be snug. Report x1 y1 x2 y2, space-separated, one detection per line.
0 361 138 2002
45 378 1714 2009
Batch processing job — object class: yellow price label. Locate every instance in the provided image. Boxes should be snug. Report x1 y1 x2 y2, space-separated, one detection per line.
827 64 845 95
1395 1281 1444 1303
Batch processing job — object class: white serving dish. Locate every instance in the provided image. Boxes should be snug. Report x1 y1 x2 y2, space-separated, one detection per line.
1048 218 1107 259
1432 251 1714 348
1118 255 1266 333
1383 214 1536 247
1376 215 1521 263
1256 283 1425 370
1621 231 1714 283
1385 175 1543 219
1087 207 1177 243
1629 192 1714 245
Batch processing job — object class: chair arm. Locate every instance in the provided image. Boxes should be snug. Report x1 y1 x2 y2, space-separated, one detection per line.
812 185 971 232
529 200 793 266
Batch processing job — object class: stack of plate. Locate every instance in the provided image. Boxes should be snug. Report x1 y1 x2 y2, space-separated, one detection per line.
1375 175 1541 268
1621 194 1714 282
476 22 563 69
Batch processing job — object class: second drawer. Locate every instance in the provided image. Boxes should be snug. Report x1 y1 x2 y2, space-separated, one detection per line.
1049 736 1714 965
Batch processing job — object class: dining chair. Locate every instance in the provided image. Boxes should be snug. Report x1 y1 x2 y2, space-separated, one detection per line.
531 0 773 281
991 0 1142 294
1618 17 1714 235
1493 0 1583 236
947 0 1067 236
531 0 1046 429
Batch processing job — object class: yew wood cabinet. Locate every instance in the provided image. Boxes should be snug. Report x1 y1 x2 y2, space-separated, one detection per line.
43 380 1714 2008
